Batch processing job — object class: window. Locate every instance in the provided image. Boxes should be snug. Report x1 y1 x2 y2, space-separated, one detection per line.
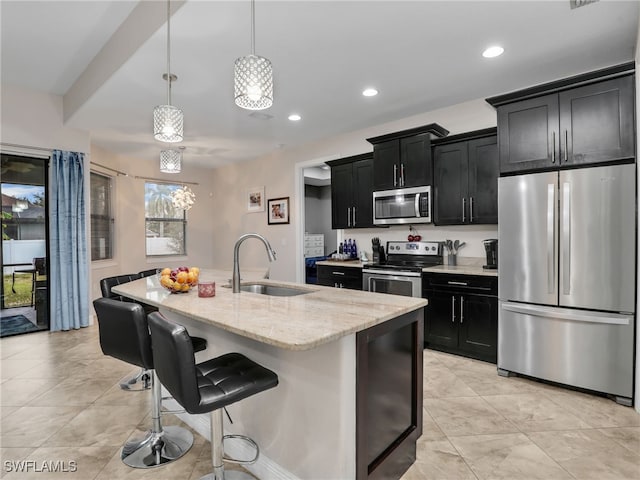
90 172 114 260
145 182 186 256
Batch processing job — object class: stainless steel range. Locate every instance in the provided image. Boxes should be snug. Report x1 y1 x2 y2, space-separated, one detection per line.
363 241 442 297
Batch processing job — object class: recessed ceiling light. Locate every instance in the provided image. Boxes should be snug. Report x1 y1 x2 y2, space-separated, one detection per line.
288 113 301 121
362 88 378 97
482 46 504 58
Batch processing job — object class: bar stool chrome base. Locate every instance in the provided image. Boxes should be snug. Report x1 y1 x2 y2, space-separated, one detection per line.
122 425 193 468
203 409 260 480
119 368 151 391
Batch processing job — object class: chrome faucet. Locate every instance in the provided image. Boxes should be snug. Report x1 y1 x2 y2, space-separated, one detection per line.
233 233 277 293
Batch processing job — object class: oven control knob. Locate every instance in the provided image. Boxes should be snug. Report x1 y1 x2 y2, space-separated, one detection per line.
431 246 436 251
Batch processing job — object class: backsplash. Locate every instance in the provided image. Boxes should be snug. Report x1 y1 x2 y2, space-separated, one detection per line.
337 224 498 260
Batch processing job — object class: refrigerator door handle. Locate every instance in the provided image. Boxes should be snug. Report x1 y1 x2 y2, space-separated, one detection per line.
547 184 555 294
562 182 571 295
501 302 631 325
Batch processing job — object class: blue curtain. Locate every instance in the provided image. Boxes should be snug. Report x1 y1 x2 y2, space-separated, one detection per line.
49 150 89 331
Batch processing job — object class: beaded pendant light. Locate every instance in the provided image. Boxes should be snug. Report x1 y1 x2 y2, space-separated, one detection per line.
160 149 181 173
153 0 184 142
234 0 273 110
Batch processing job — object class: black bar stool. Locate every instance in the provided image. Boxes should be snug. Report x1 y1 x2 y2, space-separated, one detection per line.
148 312 278 480
99 273 207 391
93 298 194 468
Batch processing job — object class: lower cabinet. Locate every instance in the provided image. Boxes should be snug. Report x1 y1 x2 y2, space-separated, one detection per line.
423 273 497 363
317 265 363 290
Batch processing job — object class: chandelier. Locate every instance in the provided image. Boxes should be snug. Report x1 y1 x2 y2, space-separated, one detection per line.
160 149 181 173
171 185 195 210
234 0 273 110
153 0 184 142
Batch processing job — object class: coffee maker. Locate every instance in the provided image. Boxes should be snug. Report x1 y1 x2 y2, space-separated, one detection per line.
483 239 498 270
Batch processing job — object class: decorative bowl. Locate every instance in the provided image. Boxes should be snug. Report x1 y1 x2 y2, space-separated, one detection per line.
159 267 200 294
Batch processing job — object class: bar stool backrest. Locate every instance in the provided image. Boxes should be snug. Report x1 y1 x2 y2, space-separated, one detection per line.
148 313 201 413
93 297 154 370
100 274 141 302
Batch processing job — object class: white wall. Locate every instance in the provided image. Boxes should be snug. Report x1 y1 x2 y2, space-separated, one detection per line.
1 84 90 153
89 146 217 303
208 98 497 281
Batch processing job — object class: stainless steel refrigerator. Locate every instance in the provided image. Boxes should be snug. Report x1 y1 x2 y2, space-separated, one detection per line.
498 164 636 405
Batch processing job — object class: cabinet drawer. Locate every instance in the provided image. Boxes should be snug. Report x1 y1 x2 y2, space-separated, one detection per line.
318 265 362 290
423 273 497 296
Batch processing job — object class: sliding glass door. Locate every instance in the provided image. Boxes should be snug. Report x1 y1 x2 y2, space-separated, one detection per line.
1 154 50 336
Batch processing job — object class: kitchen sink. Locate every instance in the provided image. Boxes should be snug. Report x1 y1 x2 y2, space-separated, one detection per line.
239 283 313 297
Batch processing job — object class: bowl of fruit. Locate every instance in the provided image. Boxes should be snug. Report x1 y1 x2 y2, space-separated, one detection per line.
159 266 200 294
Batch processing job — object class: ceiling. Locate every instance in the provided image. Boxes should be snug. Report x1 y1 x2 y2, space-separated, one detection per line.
1 1 638 169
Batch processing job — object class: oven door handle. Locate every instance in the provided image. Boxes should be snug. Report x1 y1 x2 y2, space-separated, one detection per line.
362 269 422 277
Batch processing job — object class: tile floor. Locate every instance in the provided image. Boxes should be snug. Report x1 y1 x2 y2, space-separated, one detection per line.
1 325 639 479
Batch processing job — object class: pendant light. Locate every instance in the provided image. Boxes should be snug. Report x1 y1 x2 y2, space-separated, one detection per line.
160 149 182 173
234 0 273 110
153 0 184 142
171 186 196 210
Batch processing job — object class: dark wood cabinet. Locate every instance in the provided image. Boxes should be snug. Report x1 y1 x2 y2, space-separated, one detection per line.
367 124 449 190
423 273 497 363
318 264 362 290
559 77 635 166
328 154 374 229
432 129 498 225
488 65 635 174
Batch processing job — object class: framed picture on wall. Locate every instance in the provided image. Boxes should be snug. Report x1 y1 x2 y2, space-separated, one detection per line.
247 186 265 212
267 197 290 225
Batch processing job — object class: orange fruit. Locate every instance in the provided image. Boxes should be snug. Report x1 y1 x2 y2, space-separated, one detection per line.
176 271 188 284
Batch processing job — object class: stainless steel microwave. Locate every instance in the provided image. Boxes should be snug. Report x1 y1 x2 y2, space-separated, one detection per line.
373 186 431 225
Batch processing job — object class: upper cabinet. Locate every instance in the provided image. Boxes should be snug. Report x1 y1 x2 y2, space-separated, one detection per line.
432 128 498 225
487 63 635 174
367 124 449 190
327 153 374 229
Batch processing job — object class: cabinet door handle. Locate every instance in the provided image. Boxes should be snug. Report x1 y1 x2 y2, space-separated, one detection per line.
469 197 474 223
551 131 556 163
462 197 466 223
352 207 356 227
347 207 351 227
400 163 405 187
448 281 468 286
564 130 568 162
332 271 345 276
393 165 398 187
451 295 456 322
460 296 464 324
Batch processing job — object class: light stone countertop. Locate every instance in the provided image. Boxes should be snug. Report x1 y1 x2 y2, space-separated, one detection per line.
315 260 364 268
112 269 427 351
316 258 497 277
422 264 498 277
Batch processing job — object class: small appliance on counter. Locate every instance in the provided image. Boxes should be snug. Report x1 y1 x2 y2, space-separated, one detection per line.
483 239 498 270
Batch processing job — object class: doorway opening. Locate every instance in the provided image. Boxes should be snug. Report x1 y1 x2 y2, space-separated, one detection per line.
299 162 337 284
1 154 50 337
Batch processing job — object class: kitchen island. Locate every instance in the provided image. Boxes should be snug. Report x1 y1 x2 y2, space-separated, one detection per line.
113 270 427 480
